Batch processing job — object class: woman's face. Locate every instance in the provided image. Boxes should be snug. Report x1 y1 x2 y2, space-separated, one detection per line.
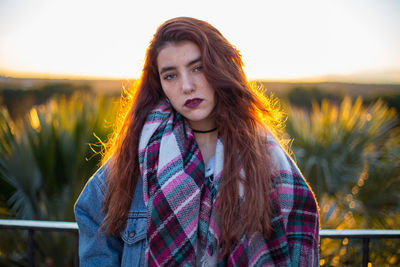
157 41 216 130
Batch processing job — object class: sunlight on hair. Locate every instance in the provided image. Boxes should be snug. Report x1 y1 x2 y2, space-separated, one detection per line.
250 82 289 149
102 78 138 163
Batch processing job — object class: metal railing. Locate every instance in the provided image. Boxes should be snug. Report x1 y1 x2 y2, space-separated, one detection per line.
0 219 79 267
1 219 400 267
320 229 400 266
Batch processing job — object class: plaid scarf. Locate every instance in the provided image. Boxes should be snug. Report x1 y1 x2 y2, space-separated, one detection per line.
138 101 319 266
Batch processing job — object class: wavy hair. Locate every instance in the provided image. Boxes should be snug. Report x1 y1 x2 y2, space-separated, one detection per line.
101 17 285 255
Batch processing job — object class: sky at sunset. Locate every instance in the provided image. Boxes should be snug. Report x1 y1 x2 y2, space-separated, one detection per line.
0 0 399 83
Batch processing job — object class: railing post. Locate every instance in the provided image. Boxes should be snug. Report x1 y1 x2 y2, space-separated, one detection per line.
75 231 79 267
28 229 35 267
362 238 369 267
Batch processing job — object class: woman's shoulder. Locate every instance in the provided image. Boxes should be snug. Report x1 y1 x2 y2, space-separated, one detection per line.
265 135 314 194
266 135 320 234
85 161 110 195
265 135 296 174
74 162 109 213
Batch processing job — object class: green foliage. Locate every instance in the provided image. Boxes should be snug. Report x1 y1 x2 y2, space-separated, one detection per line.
286 96 400 266
0 92 118 265
286 97 398 197
366 92 400 116
0 82 91 119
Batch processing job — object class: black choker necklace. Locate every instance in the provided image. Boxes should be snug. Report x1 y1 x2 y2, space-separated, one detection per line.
192 127 217 133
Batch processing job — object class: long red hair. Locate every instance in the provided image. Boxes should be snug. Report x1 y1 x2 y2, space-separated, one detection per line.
101 17 285 255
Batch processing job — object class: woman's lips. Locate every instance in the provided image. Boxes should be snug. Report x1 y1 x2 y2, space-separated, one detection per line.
184 98 203 108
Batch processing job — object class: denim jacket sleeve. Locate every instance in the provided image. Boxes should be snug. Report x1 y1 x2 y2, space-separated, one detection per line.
74 164 148 267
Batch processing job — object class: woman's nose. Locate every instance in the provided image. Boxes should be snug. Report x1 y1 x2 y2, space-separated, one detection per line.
181 73 195 94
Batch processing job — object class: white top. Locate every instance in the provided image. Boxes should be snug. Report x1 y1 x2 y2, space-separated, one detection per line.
195 154 217 267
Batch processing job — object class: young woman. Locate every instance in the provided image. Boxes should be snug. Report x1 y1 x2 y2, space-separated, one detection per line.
75 17 319 266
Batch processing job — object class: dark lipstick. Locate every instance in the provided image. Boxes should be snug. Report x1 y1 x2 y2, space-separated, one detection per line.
184 98 203 108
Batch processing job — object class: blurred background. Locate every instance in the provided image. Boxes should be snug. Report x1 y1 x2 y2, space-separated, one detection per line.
1 0 399 266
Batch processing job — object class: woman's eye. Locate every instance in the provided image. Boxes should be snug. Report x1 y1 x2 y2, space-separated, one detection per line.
194 65 203 72
163 73 176 80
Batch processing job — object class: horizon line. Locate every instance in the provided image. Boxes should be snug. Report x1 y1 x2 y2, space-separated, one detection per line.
1 70 400 85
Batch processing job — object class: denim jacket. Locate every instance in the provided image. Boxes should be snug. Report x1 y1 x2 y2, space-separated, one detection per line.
74 165 147 267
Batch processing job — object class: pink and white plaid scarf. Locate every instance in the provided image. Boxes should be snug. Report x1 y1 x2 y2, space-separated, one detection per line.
138 101 319 266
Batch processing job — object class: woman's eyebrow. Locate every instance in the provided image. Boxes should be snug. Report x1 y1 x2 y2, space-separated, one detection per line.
159 66 175 75
159 57 202 75
186 57 201 67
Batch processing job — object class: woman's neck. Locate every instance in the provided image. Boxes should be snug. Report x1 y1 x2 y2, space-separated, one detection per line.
194 131 218 164
188 118 216 133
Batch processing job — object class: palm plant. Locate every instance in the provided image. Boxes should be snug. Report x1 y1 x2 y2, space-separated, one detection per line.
0 92 119 266
286 97 398 198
